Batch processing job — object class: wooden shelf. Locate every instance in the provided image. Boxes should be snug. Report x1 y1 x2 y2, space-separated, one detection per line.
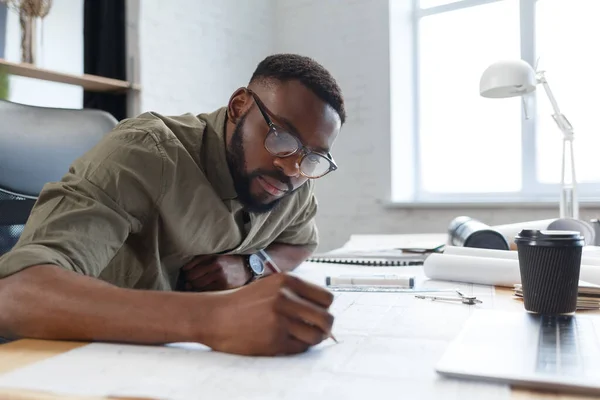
0 58 141 93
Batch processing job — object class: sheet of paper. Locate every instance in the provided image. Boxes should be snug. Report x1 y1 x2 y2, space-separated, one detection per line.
0 264 509 400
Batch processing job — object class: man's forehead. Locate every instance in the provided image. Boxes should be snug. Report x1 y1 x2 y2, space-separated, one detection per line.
252 81 341 149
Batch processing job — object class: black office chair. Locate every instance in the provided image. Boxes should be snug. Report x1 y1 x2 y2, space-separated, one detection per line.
0 99 118 255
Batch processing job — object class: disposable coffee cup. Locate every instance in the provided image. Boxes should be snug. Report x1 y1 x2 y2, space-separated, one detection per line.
515 229 584 315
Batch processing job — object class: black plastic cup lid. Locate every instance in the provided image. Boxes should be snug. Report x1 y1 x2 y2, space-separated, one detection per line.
515 229 585 246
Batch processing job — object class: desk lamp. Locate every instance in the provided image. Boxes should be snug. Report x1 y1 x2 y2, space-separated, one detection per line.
479 60 578 219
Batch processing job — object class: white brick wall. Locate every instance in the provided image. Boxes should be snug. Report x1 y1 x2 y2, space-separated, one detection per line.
139 0 274 115
273 0 397 250
140 0 600 251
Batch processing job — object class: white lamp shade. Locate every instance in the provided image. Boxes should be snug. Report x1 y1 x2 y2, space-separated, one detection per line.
480 60 537 98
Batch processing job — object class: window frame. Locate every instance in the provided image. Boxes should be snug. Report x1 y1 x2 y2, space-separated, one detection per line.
409 0 600 204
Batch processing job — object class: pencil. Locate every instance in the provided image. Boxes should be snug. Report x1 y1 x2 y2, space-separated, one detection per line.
258 250 339 344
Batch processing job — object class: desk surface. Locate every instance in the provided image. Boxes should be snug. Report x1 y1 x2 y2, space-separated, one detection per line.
0 234 598 400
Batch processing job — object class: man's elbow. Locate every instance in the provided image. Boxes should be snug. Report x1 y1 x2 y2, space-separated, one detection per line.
0 265 60 340
0 272 27 340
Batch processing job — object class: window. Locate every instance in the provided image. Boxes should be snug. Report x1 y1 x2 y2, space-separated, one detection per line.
535 0 600 185
402 0 600 202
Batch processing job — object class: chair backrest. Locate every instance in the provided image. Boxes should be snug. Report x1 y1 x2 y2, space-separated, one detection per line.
0 100 118 255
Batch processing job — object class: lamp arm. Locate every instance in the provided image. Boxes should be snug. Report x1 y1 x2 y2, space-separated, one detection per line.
537 73 574 140
537 72 578 219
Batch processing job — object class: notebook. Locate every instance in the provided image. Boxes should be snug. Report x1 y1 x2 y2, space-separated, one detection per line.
307 248 431 266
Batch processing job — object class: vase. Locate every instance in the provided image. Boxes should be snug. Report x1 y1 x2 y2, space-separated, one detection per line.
19 10 35 64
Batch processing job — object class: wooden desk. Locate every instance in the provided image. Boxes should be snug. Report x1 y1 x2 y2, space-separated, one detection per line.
0 234 597 400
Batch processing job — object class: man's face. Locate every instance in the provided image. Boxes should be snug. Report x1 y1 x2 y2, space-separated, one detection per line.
226 80 341 213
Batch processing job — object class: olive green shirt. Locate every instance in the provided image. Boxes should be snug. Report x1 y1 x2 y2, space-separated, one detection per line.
0 107 319 290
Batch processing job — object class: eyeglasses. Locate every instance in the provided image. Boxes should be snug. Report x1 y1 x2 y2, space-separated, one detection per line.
247 89 338 179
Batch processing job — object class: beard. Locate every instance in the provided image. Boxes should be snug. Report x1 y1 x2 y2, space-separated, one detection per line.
226 112 292 214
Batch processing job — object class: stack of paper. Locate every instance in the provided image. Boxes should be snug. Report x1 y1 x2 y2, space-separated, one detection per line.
512 280 600 310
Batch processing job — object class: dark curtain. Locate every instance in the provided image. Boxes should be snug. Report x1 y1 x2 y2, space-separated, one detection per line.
0 3 7 58
83 0 127 121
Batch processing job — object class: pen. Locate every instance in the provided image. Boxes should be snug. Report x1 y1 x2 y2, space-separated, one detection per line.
258 249 283 274
258 249 339 344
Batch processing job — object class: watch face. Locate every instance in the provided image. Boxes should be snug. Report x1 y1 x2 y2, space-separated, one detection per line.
248 254 265 275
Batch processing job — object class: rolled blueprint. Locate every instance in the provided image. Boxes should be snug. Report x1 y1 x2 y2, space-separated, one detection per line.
443 245 600 266
492 218 596 249
444 246 518 260
491 219 555 245
423 253 520 287
423 253 600 287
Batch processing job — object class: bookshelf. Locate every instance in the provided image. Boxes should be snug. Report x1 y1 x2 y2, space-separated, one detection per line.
0 58 141 93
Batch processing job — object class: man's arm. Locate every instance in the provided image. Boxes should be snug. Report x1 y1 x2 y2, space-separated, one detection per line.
179 242 314 292
261 242 315 275
0 265 198 344
0 264 335 356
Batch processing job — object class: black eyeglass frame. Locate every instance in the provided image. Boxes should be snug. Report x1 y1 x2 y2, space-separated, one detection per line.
247 89 338 179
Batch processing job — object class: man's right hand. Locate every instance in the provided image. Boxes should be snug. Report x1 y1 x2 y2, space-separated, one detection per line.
0 265 334 358
203 273 335 356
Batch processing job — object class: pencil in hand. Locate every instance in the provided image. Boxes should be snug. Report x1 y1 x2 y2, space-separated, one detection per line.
257 250 339 344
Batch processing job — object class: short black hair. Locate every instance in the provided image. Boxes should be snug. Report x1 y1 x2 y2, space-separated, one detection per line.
250 54 346 125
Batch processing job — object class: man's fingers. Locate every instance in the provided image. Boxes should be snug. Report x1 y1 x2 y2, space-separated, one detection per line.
189 269 222 290
182 255 215 271
185 262 221 281
276 288 334 338
283 275 334 308
199 277 227 292
285 317 326 347
283 336 311 355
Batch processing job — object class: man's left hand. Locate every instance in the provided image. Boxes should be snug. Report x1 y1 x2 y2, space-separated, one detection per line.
180 255 252 292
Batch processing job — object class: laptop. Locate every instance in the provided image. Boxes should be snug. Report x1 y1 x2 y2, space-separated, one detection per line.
436 309 600 395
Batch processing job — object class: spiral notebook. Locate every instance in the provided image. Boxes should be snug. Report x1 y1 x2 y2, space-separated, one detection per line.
307 248 430 266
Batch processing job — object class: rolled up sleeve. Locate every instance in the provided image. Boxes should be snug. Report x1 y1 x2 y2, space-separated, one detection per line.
0 129 165 279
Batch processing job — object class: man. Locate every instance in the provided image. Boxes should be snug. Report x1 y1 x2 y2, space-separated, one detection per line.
0 54 346 356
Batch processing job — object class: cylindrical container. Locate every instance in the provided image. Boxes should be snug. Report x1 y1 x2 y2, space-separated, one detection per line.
448 216 510 250
515 229 585 315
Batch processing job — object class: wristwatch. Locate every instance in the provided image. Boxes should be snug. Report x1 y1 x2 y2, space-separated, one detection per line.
245 253 266 280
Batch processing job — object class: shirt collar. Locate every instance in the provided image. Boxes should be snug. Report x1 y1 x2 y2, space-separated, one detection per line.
198 107 238 201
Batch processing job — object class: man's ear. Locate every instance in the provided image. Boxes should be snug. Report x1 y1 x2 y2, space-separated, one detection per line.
227 88 251 124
